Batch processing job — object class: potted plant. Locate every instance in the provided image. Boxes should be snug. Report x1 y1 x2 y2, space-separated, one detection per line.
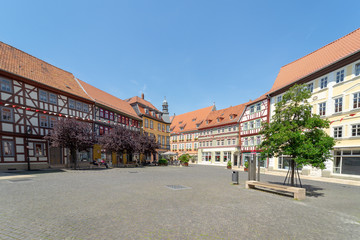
244 161 249 172
179 154 190 166
227 160 232 169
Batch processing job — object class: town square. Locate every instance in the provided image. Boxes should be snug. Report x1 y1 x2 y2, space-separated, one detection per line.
1 0 360 239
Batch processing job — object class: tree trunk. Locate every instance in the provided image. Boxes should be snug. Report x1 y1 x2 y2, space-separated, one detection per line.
290 159 295 186
70 148 77 170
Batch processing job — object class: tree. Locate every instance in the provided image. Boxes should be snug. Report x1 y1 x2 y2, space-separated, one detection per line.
98 124 137 164
45 118 95 169
134 132 160 163
259 84 336 186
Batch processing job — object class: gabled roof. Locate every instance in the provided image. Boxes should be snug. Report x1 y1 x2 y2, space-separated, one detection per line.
245 92 269 106
77 80 140 120
199 103 246 129
270 28 360 94
126 96 159 111
0 41 92 101
171 105 215 133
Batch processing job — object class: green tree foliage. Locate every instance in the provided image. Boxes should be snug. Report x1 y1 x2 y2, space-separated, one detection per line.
259 84 336 185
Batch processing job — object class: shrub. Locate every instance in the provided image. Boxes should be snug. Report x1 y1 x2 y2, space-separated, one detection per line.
227 160 232 167
244 161 249 168
159 158 168 166
179 154 190 163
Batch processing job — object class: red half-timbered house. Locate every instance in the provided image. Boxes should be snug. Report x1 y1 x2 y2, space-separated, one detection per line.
239 93 270 168
78 80 142 165
0 42 94 170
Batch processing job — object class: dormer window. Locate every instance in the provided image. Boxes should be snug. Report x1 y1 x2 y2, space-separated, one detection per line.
179 121 183 124
217 118 220 123
180 127 184 131
229 115 233 120
206 120 209 124
192 118 196 122
196 124 200 128
145 108 149 114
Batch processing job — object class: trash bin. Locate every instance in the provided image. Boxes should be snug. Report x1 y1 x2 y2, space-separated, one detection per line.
232 171 239 184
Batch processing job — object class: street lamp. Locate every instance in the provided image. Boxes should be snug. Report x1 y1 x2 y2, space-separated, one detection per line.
26 126 32 171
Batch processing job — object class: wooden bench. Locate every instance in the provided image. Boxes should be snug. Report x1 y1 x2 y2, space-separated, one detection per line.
245 180 306 200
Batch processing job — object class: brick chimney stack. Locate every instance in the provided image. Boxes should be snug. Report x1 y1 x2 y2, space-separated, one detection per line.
141 93 144 99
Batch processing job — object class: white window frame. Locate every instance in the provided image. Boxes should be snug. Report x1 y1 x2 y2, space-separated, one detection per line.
0 107 13 122
1 78 12 93
320 76 328 89
336 69 345 84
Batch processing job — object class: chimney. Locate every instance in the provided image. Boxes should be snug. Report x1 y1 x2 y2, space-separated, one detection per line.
141 93 144 99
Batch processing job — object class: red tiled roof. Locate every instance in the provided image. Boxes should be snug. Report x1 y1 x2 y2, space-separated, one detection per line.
199 103 246 129
0 41 92 101
245 92 269 106
126 96 159 111
270 28 360 94
78 80 140 120
171 105 215 133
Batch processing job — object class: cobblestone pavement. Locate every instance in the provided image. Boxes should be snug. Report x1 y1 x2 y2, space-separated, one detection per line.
0 165 359 240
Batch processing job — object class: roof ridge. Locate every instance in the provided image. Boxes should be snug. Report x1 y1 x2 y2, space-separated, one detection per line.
174 105 214 117
0 41 73 75
281 28 360 69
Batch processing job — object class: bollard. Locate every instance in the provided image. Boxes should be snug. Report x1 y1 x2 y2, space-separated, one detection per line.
232 171 239 185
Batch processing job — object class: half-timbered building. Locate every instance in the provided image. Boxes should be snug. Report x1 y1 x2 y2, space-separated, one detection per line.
0 41 94 170
78 80 142 166
239 94 270 169
198 103 245 167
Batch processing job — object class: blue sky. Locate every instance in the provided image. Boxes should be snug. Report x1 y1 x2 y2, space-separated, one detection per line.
1 0 360 115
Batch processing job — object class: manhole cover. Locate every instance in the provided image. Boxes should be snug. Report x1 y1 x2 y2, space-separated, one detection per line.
166 185 191 190
8 178 32 183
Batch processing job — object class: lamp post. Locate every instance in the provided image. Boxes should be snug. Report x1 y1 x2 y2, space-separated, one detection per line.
26 126 32 171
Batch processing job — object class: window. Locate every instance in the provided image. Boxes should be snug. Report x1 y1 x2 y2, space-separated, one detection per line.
250 137 254 146
233 126 236 131
217 128 220 133
99 108 104 118
221 140 224 146
354 92 360 109
40 115 49 127
276 95 282 103
1 78 12 92
352 124 360 137
334 127 342 138
335 98 343 113
250 106 255 113
162 136 165 146
244 122 248 131
162 125 165 132
99 126 104 135
229 115 233 120
307 83 314 93
76 102 82 111
319 102 326 116
215 152 220 162
49 117 57 128
158 123 161 130
250 121 254 129
256 119 261 128
209 141 212 146
244 138 248 146
222 128 224 133
49 93 57 104
228 126 231 132
1 107 13 122
109 112 114 121
104 110 109 119
256 103 261 111
82 104 88 113
356 63 360 76
232 139 236 145
167 125 170 132
256 136 261 145
217 140 220 146
336 70 344 83
320 77 328 89
145 108 149 114
227 139 231 145
34 143 45 157
69 99 75 109
145 119 148 128
39 90 48 102
194 142 198 149
150 120 153 129
2 140 14 156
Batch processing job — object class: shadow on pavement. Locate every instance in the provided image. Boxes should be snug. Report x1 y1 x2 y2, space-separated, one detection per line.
267 181 325 198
